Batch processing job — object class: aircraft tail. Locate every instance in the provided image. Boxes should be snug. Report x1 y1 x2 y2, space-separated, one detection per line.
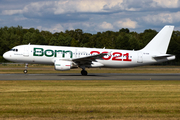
140 25 174 54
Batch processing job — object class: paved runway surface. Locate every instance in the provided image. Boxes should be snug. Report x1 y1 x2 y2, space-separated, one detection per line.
0 73 180 80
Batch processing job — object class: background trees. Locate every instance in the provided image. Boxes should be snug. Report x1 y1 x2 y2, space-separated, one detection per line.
0 26 180 64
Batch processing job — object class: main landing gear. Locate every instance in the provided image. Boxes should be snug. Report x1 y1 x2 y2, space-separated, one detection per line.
23 63 28 74
81 69 88 76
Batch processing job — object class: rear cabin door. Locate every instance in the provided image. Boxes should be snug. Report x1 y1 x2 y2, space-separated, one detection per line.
137 52 143 63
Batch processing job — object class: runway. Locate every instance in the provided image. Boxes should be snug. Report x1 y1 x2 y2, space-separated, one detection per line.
0 73 180 80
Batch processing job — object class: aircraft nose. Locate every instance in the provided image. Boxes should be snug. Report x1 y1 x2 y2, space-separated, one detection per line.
3 52 11 60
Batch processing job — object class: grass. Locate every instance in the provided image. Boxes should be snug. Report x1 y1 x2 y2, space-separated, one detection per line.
0 80 180 120
0 64 180 74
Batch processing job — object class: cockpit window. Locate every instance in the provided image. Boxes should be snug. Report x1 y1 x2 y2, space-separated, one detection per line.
10 49 18 52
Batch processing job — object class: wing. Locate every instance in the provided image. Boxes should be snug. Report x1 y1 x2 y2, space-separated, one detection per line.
72 53 108 67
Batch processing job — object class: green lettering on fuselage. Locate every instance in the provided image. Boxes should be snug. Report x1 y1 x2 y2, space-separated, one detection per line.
54 50 63 57
33 48 73 58
34 48 44 56
63 50 73 58
45 49 54 57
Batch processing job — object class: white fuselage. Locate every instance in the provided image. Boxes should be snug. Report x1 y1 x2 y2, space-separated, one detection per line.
3 44 174 68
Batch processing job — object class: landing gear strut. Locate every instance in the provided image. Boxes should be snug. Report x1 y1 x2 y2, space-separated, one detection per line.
23 63 28 74
81 69 88 76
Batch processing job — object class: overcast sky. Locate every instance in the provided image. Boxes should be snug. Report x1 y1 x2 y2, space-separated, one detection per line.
0 0 180 33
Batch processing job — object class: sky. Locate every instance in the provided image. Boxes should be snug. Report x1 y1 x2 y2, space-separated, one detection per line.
0 0 180 33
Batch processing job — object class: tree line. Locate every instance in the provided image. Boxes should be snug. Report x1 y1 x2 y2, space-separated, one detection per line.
0 26 180 65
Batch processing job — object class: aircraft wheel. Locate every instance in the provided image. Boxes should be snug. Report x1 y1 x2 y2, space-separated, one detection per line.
23 69 28 74
81 70 88 76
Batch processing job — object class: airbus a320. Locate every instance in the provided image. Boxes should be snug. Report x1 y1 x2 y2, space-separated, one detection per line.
3 25 175 75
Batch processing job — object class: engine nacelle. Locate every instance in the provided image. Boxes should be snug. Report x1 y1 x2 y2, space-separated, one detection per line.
54 60 71 71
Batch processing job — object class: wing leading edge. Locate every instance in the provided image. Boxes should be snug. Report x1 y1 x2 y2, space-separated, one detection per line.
72 52 108 67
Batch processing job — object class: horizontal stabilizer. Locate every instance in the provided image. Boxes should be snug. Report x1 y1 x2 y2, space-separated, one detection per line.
153 54 175 58
153 54 175 61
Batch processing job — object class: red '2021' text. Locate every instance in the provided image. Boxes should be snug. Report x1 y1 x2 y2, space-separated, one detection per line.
90 51 132 61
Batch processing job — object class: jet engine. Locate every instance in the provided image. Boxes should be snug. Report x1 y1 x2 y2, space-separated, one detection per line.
54 60 72 71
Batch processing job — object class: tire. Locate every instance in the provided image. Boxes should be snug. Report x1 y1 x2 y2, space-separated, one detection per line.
23 69 28 74
81 70 88 76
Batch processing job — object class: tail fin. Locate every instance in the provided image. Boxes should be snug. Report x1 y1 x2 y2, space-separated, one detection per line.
140 25 174 54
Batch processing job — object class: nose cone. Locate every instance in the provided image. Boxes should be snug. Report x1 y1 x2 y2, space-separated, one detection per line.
3 52 10 60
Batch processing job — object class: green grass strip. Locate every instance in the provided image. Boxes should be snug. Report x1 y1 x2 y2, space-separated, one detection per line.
0 80 180 120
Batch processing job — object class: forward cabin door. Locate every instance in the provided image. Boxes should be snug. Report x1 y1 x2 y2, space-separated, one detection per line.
23 45 29 57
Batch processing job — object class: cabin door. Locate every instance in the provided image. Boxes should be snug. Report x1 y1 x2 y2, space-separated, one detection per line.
23 45 29 57
137 52 143 63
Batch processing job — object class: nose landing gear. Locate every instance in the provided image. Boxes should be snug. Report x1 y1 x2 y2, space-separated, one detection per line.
23 63 28 74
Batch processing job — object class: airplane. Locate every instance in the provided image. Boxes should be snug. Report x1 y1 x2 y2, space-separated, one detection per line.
3 25 175 75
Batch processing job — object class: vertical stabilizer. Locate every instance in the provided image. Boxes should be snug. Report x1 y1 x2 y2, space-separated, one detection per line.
140 25 174 54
